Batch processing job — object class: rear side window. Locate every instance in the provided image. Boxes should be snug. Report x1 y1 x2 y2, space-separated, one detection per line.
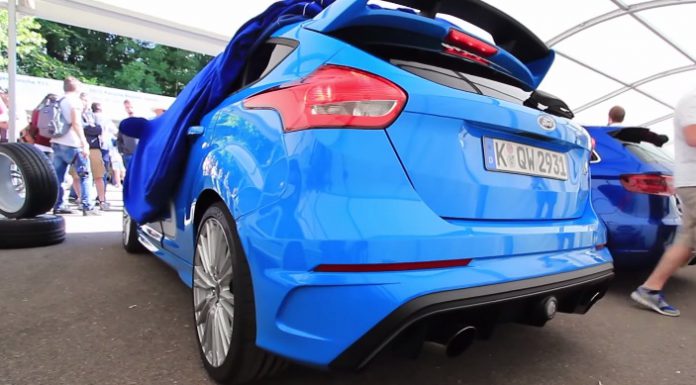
259 44 296 79
241 38 297 87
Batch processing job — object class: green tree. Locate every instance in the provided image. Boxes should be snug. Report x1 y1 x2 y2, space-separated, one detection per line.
35 19 211 96
1 11 210 96
0 10 80 79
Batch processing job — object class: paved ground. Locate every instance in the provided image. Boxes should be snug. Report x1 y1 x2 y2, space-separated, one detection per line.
2 195 696 385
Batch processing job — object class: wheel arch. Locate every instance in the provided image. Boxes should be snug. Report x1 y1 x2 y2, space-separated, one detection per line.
193 189 226 235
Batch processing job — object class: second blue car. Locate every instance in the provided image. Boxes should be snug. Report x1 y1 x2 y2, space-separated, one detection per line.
588 125 680 269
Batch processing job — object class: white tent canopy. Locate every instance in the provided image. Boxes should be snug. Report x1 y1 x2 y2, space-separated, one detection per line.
3 0 695 151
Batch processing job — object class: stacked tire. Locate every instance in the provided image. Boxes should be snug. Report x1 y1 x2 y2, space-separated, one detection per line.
0 143 65 249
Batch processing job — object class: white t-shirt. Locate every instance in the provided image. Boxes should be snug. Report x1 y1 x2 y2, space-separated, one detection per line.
673 87 696 187
95 112 117 150
50 92 83 148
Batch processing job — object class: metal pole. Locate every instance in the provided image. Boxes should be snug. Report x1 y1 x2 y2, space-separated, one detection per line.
7 0 18 143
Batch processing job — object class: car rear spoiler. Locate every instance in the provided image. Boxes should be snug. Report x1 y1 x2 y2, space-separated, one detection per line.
307 0 554 89
386 0 549 63
586 126 670 147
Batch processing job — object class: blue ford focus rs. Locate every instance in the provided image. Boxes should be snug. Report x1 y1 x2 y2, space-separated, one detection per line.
122 0 613 383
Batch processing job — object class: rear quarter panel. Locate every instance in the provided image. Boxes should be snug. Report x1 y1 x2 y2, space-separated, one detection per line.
162 25 348 266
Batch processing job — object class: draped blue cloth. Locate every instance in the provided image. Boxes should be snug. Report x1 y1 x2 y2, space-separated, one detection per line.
120 0 335 223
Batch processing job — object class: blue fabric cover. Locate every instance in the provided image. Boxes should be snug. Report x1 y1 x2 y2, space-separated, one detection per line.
120 0 335 223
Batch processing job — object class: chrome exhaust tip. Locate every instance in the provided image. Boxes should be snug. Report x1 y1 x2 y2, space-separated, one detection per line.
542 296 558 320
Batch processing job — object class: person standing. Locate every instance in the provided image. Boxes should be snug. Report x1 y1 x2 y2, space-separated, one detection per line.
117 99 138 169
631 88 696 316
93 101 118 206
109 145 126 189
608 105 625 126
51 77 99 216
74 93 109 210
0 88 10 143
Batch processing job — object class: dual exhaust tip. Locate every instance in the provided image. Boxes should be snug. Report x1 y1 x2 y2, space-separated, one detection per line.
442 296 559 357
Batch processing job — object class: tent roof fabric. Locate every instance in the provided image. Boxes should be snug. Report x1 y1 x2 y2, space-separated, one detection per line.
4 0 694 152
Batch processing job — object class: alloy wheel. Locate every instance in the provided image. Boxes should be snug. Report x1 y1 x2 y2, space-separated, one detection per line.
0 152 26 215
193 217 235 367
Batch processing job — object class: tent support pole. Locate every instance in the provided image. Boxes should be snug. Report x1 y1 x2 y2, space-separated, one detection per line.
7 0 18 143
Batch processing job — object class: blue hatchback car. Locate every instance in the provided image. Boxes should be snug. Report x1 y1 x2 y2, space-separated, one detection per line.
122 1 613 383
587 125 680 269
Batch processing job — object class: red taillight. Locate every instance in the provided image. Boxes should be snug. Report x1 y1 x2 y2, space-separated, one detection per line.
243 65 407 132
620 174 675 196
314 258 472 273
444 28 498 58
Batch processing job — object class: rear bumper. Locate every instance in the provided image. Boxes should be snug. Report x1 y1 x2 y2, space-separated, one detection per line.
330 263 614 370
240 234 613 367
233 129 611 367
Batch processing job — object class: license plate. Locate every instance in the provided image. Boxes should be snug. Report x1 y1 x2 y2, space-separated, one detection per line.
483 137 568 180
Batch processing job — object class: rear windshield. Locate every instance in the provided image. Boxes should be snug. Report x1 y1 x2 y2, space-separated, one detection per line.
331 27 533 105
392 59 532 105
623 141 673 169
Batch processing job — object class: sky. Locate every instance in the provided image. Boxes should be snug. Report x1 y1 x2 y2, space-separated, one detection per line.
86 0 696 154
95 0 272 38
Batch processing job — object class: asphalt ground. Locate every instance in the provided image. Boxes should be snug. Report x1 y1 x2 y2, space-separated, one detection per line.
2 193 696 385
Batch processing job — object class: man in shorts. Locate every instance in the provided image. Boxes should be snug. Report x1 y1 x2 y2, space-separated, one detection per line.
631 87 696 316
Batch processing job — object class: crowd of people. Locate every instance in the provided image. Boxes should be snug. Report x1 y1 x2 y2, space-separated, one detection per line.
16 77 146 215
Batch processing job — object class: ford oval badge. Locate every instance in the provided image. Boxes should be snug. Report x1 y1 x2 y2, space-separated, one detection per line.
538 115 556 131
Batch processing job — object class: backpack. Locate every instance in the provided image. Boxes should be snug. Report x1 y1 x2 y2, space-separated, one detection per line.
82 111 102 149
36 97 70 138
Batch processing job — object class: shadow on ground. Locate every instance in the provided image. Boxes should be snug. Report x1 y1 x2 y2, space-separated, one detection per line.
1 217 695 385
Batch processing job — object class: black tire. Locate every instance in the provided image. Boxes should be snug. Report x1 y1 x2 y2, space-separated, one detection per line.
193 202 286 384
122 210 145 253
0 143 58 219
0 215 65 249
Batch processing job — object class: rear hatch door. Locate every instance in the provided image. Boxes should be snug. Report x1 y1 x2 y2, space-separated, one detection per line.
385 66 590 220
312 0 591 220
